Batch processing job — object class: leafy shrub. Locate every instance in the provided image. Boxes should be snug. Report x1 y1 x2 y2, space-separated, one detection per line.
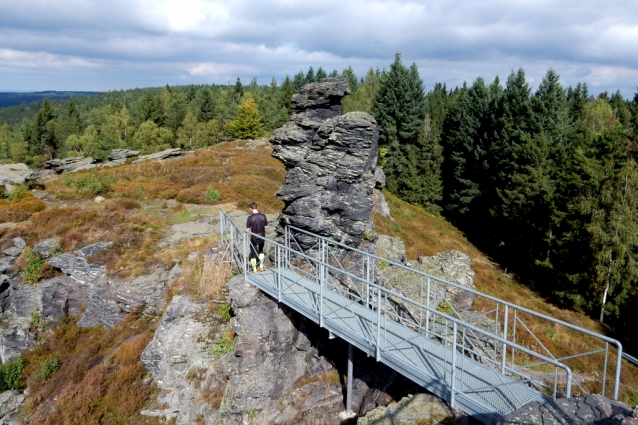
38 355 60 382
0 359 25 391
28 309 45 332
205 187 221 202
23 250 45 283
211 337 233 358
0 197 46 222
436 301 454 315
218 304 232 321
62 173 113 195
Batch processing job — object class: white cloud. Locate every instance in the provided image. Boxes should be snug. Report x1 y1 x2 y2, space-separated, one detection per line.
0 0 637 94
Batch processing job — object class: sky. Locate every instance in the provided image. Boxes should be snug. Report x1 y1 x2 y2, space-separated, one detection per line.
1 0 637 97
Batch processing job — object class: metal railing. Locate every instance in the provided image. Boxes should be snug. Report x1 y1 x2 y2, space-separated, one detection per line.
220 209 623 407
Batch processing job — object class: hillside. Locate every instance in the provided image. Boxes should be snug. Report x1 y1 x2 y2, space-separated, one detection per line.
0 140 637 422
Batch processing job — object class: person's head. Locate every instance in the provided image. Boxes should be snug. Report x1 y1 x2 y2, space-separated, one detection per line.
249 201 259 213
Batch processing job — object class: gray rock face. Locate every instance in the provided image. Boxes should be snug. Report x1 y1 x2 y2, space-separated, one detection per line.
0 390 27 424
140 295 220 424
158 221 218 247
98 158 126 168
108 149 140 161
375 236 476 311
497 394 637 425
272 77 380 246
33 238 61 259
132 148 182 164
45 156 96 173
218 275 344 424
0 163 32 192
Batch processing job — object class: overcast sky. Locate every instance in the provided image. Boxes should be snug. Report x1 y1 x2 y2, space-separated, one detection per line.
1 0 637 97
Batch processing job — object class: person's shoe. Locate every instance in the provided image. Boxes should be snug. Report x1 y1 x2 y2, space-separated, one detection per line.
258 266 265 272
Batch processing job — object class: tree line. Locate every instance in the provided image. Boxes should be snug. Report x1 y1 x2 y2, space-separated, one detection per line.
0 66 346 164
2 56 638 330
371 54 638 330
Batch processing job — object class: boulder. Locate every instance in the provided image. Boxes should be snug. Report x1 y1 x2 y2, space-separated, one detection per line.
98 158 126 168
45 156 96 174
108 149 140 161
0 390 27 423
272 77 380 247
497 394 635 425
357 393 473 425
33 238 61 259
0 163 32 192
132 148 182 164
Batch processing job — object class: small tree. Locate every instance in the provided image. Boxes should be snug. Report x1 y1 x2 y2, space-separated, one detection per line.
225 97 264 140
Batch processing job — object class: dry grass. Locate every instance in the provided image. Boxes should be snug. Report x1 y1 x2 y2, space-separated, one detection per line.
20 308 167 425
177 246 234 301
45 141 285 213
374 191 638 402
0 190 46 222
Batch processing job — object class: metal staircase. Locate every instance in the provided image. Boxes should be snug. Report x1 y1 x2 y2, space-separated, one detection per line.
219 208 623 424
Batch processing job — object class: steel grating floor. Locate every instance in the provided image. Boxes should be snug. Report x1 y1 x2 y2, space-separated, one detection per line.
246 267 548 424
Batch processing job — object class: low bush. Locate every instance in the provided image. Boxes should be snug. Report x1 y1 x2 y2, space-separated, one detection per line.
38 355 60 382
61 173 114 196
0 358 25 391
22 250 45 283
103 198 141 211
205 187 220 202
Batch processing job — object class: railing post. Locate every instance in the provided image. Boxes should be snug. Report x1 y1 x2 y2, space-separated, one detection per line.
426 277 431 337
376 287 382 361
614 344 623 400
346 343 353 415
450 322 458 408
511 310 517 367
603 342 609 397
242 230 247 274
501 304 509 374
277 245 282 303
320 239 325 327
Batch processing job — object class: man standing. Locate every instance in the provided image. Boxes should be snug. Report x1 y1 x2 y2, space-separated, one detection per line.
246 201 268 273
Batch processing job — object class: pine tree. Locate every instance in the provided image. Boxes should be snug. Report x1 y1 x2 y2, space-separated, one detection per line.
198 87 216 122
234 78 244 103
442 78 494 219
316 67 327 80
164 92 187 133
279 76 294 110
305 66 315 84
59 99 82 143
372 54 428 204
293 71 305 91
224 96 264 140
137 91 162 124
342 66 359 92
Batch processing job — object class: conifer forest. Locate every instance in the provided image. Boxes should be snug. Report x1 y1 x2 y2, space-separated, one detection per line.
2 55 638 334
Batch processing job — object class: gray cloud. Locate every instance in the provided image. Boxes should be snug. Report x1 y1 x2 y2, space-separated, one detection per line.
0 0 637 96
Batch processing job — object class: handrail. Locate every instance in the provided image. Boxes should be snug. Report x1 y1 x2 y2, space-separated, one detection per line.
285 223 623 399
220 209 625 402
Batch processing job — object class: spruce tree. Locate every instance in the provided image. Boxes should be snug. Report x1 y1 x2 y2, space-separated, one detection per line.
342 66 359 92
293 71 305 91
198 87 216 122
372 53 428 205
316 67 327 80
305 66 315 84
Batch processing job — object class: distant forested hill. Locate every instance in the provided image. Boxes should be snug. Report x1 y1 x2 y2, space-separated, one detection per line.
0 91 97 110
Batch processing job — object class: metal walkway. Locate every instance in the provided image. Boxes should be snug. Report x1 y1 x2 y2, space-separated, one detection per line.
219 209 623 424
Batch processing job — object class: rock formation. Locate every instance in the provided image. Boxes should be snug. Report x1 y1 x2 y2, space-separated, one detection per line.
375 235 476 311
497 394 638 425
0 163 32 192
271 76 382 247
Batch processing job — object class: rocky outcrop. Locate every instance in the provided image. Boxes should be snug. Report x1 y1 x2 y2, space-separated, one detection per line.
497 394 638 425
140 295 221 423
272 77 381 246
0 163 32 192
108 149 140 161
375 235 476 311
45 156 96 173
33 238 61 259
357 393 475 425
0 390 27 424
132 148 182 164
